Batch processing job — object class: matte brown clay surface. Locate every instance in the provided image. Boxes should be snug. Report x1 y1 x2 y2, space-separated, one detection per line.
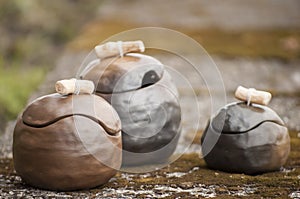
13 94 122 191
83 53 164 93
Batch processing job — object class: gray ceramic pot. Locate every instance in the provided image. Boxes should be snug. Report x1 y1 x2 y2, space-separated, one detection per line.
13 93 122 191
82 53 181 166
201 102 290 175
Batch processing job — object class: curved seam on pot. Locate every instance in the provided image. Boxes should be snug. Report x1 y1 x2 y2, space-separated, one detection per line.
22 114 120 136
95 70 165 95
217 142 290 152
212 120 286 135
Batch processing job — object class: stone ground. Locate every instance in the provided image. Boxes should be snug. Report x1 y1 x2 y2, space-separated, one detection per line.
1 0 300 198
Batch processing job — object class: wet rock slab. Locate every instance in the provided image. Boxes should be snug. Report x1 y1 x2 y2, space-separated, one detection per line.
0 143 300 198
97 0 300 30
1 50 300 198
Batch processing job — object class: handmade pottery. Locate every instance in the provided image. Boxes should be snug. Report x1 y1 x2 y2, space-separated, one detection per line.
82 53 181 166
201 102 290 175
13 93 122 191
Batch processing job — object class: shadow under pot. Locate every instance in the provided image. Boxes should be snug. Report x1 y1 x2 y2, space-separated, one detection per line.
81 53 181 166
13 93 122 191
201 102 290 175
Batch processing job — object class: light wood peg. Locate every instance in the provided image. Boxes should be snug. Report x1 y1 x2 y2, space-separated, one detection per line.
235 86 272 106
55 78 94 95
94 40 145 59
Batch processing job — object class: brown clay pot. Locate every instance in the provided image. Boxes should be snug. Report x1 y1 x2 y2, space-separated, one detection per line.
201 102 290 175
82 53 181 166
13 93 122 191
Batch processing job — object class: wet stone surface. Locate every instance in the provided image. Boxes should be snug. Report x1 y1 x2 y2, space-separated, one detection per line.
1 0 300 196
0 147 299 198
97 0 300 30
0 47 299 197
0 50 300 197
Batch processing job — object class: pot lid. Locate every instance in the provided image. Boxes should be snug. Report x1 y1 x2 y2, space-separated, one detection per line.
22 93 121 134
81 53 164 93
211 102 284 133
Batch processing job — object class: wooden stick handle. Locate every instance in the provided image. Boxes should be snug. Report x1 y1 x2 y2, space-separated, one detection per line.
55 79 94 95
94 40 145 59
235 86 272 106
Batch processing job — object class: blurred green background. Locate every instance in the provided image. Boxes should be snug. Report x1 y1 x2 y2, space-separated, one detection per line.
0 1 300 197
0 0 299 132
0 0 101 126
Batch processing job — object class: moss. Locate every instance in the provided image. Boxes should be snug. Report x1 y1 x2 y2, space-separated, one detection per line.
1 133 299 197
69 19 300 61
0 1 104 129
68 20 136 50
83 127 295 195
189 29 300 60
191 130 203 145
0 64 46 120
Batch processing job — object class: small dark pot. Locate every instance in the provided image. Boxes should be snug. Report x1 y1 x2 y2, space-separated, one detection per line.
13 93 122 191
201 102 290 175
82 53 181 166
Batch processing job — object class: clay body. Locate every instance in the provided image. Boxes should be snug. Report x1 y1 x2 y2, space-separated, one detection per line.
13 93 122 191
82 53 181 166
201 102 290 175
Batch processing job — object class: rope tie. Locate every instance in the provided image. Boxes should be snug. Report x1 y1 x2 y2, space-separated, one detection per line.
79 59 100 79
74 79 80 95
246 88 256 106
117 41 124 57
